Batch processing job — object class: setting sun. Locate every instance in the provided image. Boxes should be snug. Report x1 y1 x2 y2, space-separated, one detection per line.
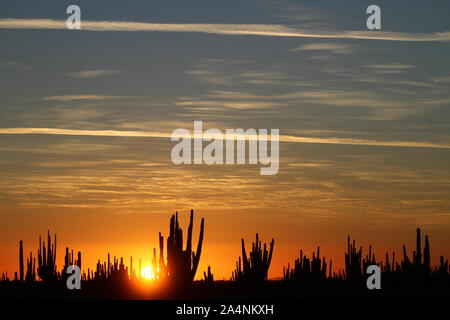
141 265 155 280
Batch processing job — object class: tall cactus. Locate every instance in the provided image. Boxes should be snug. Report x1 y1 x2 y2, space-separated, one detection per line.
232 233 274 283
19 240 24 281
152 233 168 280
62 247 82 282
401 228 432 277
414 228 422 267
37 231 57 282
283 246 329 281
154 210 205 285
438 256 449 278
423 234 431 274
25 252 36 282
344 236 364 280
202 266 214 285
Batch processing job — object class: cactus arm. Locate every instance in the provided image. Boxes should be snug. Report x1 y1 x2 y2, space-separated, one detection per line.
186 209 193 254
191 217 204 279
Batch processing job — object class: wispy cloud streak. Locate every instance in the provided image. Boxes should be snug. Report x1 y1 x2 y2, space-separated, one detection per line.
290 43 356 53
0 128 170 138
1 19 449 41
44 95 131 101
64 70 121 78
1 127 449 149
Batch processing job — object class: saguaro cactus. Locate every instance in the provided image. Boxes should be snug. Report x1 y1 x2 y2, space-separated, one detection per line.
200 265 214 286
154 210 205 285
203 266 214 284
62 247 82 283
438 256 449 278
25 252 36 282
344 236 364 281
18 240 36 282
232 233 274 283
37 231 57 282
19 240 24 281
283 246 329 281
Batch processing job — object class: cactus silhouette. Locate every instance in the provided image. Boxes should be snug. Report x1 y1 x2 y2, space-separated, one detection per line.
153 209 205 285
37 231 57 282
232 233 274 283
25 251 36 282
19 240 24 282
438 256 449 278
3 224 450 299
62 247 81 283
344 236 364 281
18 240 35 282
283 246 330 281
202 266 214 285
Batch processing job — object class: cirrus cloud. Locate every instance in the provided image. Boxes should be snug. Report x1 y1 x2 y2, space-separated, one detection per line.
0 127 449 149
64 69 121 78
0 19 450 42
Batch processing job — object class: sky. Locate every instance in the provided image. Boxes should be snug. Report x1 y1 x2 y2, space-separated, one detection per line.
0 0 450 280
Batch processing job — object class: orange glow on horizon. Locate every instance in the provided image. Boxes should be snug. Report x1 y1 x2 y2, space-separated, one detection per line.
141 265 155 280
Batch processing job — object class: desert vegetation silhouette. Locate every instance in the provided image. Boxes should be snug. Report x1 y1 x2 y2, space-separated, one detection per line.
1 210 449 299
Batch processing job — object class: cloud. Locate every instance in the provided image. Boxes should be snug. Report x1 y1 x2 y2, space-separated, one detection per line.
187 65 303 87
354 76 439 89
273 3 333 29
1 127 449 149
365 64 415 69
0 127 171 138
64 70 121 78
281 135 450 149
176 85 445 121
206 89 408 109
44 95 131 102
0 61 27 70
290 43 356 54
362 63 415 74
1 19 450 42
175 99 285 110
186 69 231 86
431 75 450 83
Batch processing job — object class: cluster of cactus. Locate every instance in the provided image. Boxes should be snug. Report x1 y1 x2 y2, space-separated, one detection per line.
62 247 81 282
37 231 58 282
344 236 378 280
15 236 136 284
25 251 36 282
14 231 58 283
202 266 214 285
399 228 431 277
437 256 449 278
152 210 205 285
232 233 274 283
151 233 168 280
341 228 449 280
64 247 81 270
11 212 200 285
6 221 450 287
86 254 130 282
371 228 432 279
283 246 330 281
18 240 36 282
344 236 364 280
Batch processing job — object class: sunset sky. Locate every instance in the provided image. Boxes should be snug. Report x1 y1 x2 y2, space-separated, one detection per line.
1 0 450 280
